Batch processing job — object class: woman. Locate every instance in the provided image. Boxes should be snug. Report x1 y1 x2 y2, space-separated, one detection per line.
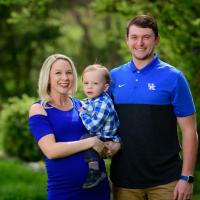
28 54 110 200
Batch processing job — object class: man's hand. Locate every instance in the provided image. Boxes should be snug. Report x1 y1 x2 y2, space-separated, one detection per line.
103 141 121 158
173 180 193 200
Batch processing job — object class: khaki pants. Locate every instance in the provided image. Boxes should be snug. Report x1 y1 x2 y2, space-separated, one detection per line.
113 181 177 200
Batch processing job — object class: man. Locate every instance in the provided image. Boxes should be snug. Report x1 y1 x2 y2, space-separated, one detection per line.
108 14 198 200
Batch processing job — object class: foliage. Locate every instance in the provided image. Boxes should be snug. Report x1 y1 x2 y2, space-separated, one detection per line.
75 77 86 100
0 78 84 161
193 165 200 199
92 0 200 164
0 159 46 199
0 158 200 199
0 0 199 98
0 95 43 161
0 0 60 101
0 2 199 198
0 0 199 162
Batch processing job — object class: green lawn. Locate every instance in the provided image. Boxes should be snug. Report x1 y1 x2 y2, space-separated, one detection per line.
0 158 199 200
0 159 46 200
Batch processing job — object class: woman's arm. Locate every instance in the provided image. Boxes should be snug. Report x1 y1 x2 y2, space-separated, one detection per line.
38 134 104 159
29 103 105 159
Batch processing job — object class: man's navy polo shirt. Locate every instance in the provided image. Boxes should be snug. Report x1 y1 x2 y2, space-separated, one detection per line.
109 54 195 188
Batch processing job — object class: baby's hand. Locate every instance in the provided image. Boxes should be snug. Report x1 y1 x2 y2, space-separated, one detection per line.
79 107 83 113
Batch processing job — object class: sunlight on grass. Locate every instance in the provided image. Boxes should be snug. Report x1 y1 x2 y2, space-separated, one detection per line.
0 159 46 200
0 158 199 200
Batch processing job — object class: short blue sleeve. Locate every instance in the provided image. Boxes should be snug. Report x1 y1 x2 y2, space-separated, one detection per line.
172 72 195 117
71 98 83 112
29 114 53 142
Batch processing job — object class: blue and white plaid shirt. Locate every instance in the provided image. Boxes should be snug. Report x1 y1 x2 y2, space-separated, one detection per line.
79 92 120 142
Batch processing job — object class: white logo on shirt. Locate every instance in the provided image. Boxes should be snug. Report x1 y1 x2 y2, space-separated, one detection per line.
118 84 126 88
148 83 156 90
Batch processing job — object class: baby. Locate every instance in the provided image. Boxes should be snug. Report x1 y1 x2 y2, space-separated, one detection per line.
79 64 120 189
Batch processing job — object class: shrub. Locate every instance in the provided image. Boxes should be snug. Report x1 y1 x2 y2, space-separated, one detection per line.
0 94 43 161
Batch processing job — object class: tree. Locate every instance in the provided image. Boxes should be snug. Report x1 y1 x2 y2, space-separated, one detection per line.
0 0 60 101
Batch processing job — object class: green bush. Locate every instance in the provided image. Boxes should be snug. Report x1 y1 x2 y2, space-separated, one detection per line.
75 76 86 100
0 94 43 161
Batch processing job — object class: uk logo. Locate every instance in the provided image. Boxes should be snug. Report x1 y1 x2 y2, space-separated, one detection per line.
148 83 156 90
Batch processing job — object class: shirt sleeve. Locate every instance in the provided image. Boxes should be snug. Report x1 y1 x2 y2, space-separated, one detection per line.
28 114 54 142
80 100 110 133
172 72 195 117
107 71 115 100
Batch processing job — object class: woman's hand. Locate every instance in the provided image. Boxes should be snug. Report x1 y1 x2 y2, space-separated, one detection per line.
103 141 121 158
89 136 106 156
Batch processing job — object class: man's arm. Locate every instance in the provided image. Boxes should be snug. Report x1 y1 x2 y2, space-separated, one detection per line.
173 114 198 200
178 114 198 176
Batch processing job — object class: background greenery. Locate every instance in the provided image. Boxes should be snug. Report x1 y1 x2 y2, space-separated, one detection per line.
0 0 199 199
0 159 46 200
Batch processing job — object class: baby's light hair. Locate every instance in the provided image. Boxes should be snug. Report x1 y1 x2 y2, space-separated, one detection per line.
82 64 111 84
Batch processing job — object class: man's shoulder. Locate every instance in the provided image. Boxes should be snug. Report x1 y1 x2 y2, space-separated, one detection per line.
110 61 131 74
158 59 182 74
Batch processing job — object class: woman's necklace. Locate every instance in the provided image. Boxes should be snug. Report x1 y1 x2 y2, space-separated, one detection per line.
51 98 72 111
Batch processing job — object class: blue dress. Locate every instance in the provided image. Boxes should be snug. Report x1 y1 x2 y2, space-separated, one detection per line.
29 98 110 200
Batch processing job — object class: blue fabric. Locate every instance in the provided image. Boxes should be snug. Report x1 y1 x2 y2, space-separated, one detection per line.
109 53 195 117
109 54 195 188
29 98 110 200
79 92 120 142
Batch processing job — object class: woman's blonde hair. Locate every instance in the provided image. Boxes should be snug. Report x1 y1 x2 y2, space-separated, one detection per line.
38 54 77 102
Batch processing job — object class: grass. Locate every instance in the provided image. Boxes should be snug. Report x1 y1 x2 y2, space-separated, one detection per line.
0 159 46 200
0 158 199 200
